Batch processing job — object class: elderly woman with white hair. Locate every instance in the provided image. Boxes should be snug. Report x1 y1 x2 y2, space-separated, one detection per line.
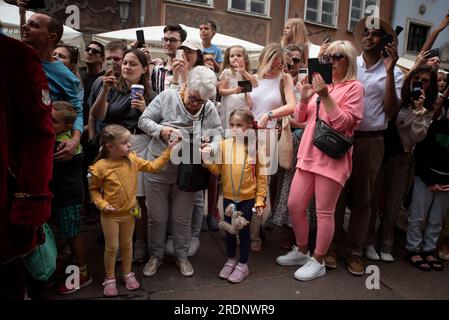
275 41 365 281
138 66 222 278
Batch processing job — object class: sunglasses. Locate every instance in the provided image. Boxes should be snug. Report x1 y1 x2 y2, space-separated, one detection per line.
291 57 301 64
85 47 102 55
321 53 347 63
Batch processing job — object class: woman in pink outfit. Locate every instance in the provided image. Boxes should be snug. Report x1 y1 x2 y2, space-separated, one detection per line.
275 41 364 281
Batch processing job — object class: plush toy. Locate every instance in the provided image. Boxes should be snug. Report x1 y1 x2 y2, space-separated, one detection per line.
219 204 249 235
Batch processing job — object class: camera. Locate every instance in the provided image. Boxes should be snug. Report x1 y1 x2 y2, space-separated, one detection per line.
411 81 423 101
237 80 252 93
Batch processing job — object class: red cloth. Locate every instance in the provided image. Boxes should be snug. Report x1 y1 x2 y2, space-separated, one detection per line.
0 35 55 265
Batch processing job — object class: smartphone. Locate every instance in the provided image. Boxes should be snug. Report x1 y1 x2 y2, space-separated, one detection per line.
175 49 184 60
28 0 46 9
394 26 404 36
136 30 145 48
105 60 114 74
298 68 308 83
237 80 252 93
382 34 394 58
308 58 332 84
411 81 423 101
427 48 440 59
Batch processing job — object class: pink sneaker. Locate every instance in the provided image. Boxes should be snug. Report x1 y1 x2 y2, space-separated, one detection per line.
218 260 237 280
228 263 249 283
123 272 140 291
102 278 118 297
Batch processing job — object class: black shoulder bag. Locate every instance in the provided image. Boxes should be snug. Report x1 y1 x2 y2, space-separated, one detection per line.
313 97 354 159
176 104 211 192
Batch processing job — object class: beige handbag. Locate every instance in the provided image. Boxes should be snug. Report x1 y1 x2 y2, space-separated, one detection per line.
278 116 293 169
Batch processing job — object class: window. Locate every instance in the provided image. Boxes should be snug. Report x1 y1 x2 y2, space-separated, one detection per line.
348 0 379 32
229 0 269 16
305 0 338 27
406 22 430 54
170 0 213 6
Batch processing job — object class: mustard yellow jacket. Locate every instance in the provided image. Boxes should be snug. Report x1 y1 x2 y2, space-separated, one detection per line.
89 150 170 215
204 138 267 207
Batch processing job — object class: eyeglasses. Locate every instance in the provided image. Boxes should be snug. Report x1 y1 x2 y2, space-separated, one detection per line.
187 94 206 105
321 53 347 63
291 57 301 64
363 30 383 38
161 37 181 44
85 47 102 55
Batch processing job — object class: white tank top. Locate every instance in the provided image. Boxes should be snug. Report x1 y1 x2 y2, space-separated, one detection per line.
250 74 283 120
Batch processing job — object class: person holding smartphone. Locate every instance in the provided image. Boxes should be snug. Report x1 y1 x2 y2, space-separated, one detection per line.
276 40 364 281
325 17 404 276
367 65 445 265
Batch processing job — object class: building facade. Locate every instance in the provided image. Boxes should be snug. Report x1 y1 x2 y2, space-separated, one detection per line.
48 0 394 50
391 0 449 68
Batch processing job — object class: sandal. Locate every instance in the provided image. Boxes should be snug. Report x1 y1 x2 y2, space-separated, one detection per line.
251 242 262 252
218 260 236 279
102 277 118 297
422 253 444 271
406 253 431 272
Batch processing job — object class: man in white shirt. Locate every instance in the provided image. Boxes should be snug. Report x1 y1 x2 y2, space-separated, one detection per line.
327 17 404 276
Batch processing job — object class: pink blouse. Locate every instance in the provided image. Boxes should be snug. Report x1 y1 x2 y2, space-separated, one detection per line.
295 80 364 186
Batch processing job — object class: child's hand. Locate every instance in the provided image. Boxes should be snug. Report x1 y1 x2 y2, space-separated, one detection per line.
200 143 213 157
255 206 264 216
234 86 243 94
104 204 117 213
168 136 182 150
234 60 245 73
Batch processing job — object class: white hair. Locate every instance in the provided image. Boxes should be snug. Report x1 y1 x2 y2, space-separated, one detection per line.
188 66 217 100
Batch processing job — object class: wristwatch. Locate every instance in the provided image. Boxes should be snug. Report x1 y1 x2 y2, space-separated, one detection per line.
267 111 274 120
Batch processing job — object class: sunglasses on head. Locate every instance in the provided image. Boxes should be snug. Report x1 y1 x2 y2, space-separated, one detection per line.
85 47 102 55
321 53 346 63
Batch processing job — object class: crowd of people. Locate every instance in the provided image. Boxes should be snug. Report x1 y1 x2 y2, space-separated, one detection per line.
1 0 449 299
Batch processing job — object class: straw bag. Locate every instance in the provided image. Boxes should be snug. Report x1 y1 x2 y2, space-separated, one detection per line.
278 116 293 169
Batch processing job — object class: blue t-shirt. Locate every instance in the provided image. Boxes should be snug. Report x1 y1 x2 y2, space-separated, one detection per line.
203 43 223 63
42 60 83 133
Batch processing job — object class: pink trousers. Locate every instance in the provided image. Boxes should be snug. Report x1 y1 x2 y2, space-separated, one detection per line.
288 169 342 256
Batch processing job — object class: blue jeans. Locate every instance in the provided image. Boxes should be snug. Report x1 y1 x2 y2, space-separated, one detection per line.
406 177 449 252
223 198 254 264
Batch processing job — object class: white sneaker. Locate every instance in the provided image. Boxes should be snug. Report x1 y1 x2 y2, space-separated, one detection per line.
187 237 200 257
133 240 147 263
365 245 380 261
380 251 395 262
177 258 194 277
294 257 326 281
276 246 310 266
142 257 162 277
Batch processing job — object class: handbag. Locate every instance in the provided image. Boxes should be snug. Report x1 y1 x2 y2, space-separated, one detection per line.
313 97 354 159
177 104 211 192
23 223 57 282
278 116 293 169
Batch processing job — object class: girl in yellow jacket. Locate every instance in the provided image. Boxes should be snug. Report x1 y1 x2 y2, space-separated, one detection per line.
89 124 177 297
202 109 267 283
